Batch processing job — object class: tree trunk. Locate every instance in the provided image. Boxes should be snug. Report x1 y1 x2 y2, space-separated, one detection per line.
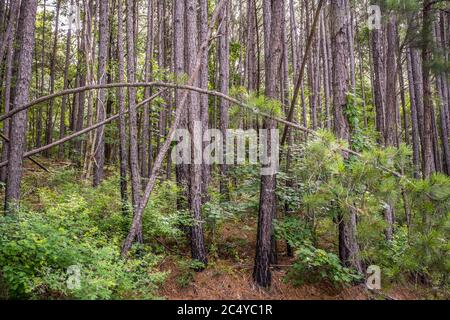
385 15 398 148
81 0 97 179
421 0 436 178
156 0 166 166
398 47 409 145
247 0 257 92
186 0 207 266
253 0 283 288
75 15 87 162
406 47 421 178
121 0 229 257
371 26 386 143
117 0 129 215
93 0 110 187
141 0 153 178
321 11 331 130
0 0 20 183
330 0 363 273
58 0 75 159
45 0 61 157
37 0 46 149
4 0 37 213
126 0 143 242
434 20 450 175
218 2 230 198
383 14 398 241
173 0 188 211
356 19 368 129
199 0 210 201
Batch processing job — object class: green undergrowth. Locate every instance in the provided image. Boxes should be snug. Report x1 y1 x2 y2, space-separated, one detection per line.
0 169 190 299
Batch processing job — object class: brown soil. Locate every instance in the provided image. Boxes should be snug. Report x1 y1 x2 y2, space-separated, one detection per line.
158 258 371 300
157 218 420 300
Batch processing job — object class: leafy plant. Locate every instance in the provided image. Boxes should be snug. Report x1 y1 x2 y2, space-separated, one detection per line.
175 259 205 288
0 171 168 300
287 244 362 288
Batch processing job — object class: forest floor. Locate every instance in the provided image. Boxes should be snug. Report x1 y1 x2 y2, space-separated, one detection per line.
157 217 423 300
18 159 432 300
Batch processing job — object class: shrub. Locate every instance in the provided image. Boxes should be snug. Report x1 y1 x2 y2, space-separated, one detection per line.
287 244 362 288
279 131 449 289
0 188 166 299
142 180 190 244
275 217 312 247
175 259 206 288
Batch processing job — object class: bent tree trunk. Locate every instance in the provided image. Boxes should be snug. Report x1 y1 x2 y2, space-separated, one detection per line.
120 0 230 258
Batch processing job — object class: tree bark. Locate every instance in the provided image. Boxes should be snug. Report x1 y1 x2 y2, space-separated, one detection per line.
247 0 257 92
4 0 37 213
156 0 166 164
81 0 97 178
75 12 87 162
0 0 20 183
434 20 450 175
383 14 398 242
117 0 129 214
45 0 61 157
37 0 46 149
421 0 436 178
218 1 230 198
121 0 230 258
330 0 363 273
398 45 409 146
141 0 153 178
186 0 208 266
199 0 210 201
58 0 75 159
281 0 324 145
371 26 386 143
253 0 283 288
93 0 110 187
126 0 143 242
173 0 188 211
321 11 331 130
406 47 421 179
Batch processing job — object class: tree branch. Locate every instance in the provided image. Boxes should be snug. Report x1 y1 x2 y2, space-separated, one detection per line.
0 132 49 172
120 0 230 257
280 0 325 146
0 90 166 168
